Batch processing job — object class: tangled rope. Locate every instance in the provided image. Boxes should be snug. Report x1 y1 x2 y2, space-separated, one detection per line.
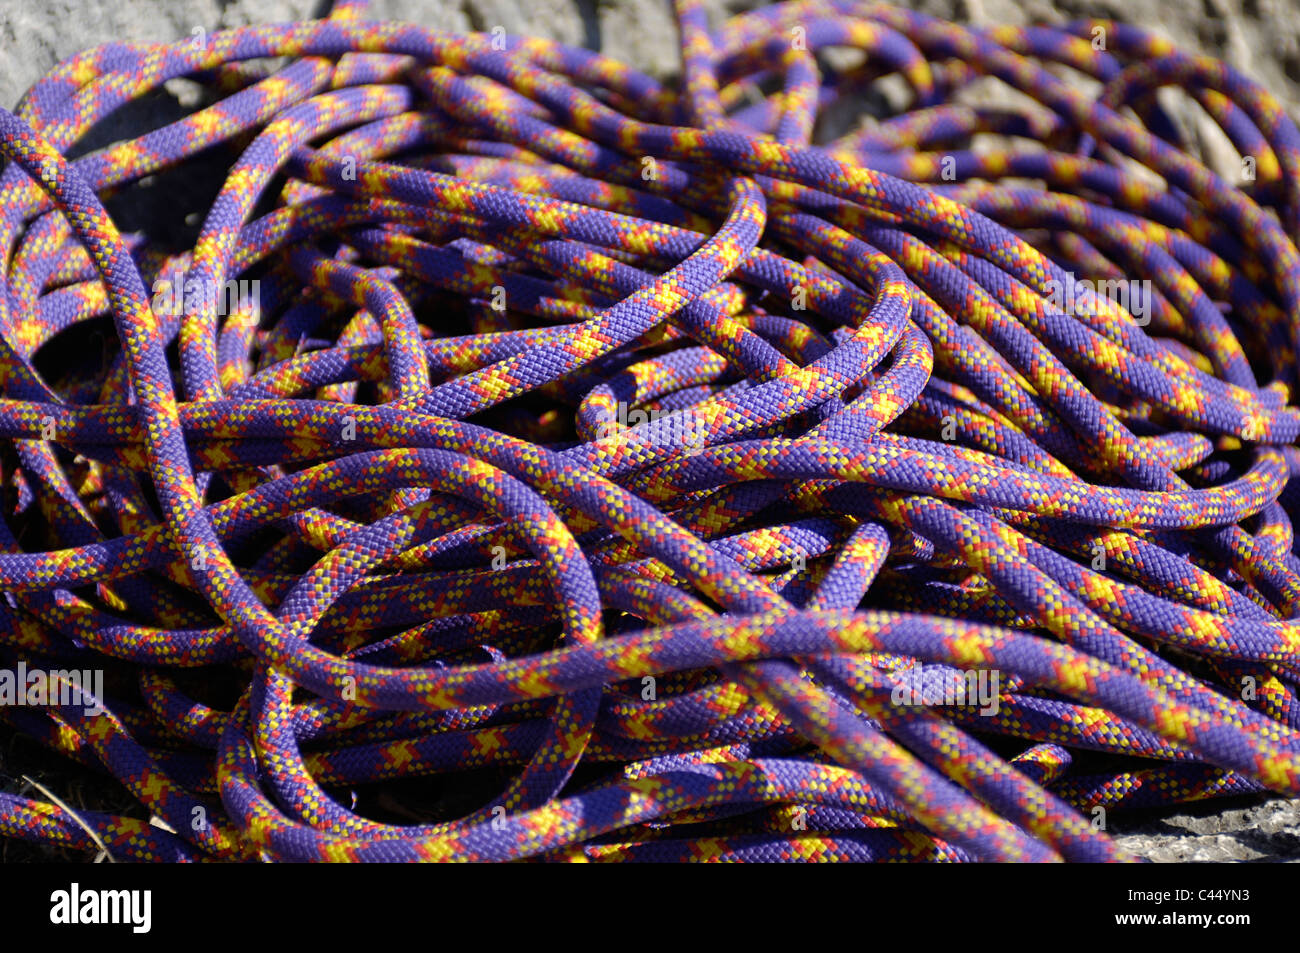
0 0 1299 862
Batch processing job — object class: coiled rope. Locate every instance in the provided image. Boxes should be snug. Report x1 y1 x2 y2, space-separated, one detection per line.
0 0 1299 862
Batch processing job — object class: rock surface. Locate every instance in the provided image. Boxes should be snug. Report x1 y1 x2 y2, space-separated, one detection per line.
1115 796 1300 862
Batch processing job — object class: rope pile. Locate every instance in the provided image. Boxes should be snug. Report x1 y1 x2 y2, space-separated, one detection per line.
0 0 1299 862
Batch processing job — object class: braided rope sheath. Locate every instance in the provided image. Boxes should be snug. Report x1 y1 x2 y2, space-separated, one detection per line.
0 0 1299 862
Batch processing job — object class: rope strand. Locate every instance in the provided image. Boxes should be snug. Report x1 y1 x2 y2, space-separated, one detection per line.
0 0 1298 862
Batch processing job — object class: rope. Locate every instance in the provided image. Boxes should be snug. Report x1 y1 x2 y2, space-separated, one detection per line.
0 0 1298 862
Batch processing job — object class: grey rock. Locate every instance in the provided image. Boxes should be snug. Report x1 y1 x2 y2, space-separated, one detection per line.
1116 797 1300 862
